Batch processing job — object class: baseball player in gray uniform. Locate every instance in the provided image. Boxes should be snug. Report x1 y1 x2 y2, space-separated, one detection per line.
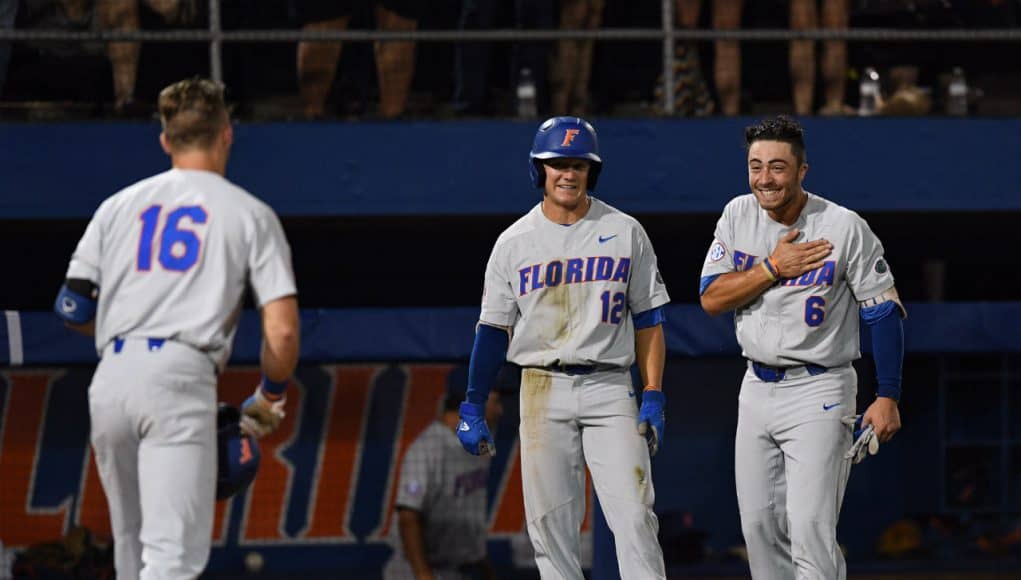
384 388 504 580
699 116 905 579
456 117 670 580
53 78 300 580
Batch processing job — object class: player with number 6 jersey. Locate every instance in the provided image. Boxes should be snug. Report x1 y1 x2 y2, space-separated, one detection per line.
54 78 299 580
699 116 905 579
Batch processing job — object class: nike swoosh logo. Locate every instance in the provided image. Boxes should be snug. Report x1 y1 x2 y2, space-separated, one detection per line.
598 234 617 243
823 403 841 411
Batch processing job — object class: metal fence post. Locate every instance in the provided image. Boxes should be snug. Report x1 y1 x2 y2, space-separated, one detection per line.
661 0 675 116
209 0 222 83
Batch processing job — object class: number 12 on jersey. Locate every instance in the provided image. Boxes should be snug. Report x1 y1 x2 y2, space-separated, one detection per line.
138 205 208 272
600 291 626 324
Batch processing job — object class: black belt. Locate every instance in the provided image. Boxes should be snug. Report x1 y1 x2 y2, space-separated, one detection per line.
543 362 620 376
751 361 827 383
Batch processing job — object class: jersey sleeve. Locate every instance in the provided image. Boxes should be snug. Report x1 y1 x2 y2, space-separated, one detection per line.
394 436 437 512
700 203 737 279
248 207 298 308
65 201 109 284
479 241 518 327
845 213 895 302
627 223 670 314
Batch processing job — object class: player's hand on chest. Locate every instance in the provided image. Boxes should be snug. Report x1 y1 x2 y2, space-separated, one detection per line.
735 225 844 290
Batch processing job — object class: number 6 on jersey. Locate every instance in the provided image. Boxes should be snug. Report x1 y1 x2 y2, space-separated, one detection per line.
804 296 826 327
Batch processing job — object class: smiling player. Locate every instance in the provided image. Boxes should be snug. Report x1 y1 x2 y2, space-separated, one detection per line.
699 115 905 579
455 116 671 579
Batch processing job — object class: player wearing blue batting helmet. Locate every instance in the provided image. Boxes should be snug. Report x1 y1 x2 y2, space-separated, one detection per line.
529 116 602 191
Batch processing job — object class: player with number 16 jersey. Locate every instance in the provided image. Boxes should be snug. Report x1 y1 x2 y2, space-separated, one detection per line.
55 78 298 580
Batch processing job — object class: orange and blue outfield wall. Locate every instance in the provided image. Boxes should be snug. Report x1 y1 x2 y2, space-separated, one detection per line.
0 363 595 574
2 303 1021 573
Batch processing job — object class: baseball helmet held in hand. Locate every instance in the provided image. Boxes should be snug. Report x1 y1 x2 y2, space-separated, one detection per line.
217 403 261 500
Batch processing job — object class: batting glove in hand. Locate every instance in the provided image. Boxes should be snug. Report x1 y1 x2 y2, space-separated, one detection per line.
637 390 666 457
458 402 495 457
241 387 286 439
842 414 879 464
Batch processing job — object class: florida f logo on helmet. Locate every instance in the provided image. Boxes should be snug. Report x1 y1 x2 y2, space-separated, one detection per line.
528 116 604 191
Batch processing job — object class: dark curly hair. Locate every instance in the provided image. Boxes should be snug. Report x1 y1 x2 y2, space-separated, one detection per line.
744 115 807 165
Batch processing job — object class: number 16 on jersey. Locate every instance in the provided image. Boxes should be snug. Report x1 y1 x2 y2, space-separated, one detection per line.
138 205 208 272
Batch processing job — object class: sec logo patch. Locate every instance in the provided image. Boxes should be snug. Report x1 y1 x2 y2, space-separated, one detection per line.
708 241 727 262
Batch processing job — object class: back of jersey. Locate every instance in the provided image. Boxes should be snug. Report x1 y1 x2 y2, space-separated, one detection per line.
66 168 296 370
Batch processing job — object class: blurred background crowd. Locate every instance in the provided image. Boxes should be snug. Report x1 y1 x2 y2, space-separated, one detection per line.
0 0 1019 121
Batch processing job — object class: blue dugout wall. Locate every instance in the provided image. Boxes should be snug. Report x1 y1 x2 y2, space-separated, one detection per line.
3 119 1021 218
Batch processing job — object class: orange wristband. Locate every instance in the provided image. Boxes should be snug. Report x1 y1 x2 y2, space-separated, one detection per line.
759 261 777 282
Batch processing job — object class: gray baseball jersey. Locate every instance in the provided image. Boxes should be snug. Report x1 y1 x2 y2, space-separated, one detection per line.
700 192 895 366
480 197 669 579
481 197 670 367
66 168 296 371
386 421 490 575
67 167 296 578
702 191 896 580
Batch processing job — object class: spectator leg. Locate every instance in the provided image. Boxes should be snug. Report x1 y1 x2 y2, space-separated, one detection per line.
819 0 849 115
375 5 417 119
553 0 587 115
454 0 498 114
568 0 604 116
676 0 701 29
713 0 742 116
297 17 350 119
97 0 142 109
789 0 817 116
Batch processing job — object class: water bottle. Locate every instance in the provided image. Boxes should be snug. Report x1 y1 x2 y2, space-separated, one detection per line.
946 66 968 116
516 68 537 119
858 67 880 116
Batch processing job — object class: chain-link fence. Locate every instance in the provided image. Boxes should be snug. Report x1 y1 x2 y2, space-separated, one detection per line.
1 0 1020 120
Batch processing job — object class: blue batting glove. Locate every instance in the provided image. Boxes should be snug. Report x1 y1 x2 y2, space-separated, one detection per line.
637 390 666 457
458 402 495 457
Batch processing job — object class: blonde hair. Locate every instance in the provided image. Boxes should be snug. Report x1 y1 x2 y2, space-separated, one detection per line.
158 77 229 150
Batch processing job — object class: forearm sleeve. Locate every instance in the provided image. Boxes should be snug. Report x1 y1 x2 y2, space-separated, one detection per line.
465 323 509 405
862 301 904 401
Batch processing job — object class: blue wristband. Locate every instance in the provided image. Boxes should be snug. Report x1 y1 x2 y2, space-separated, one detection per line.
260 376 289 400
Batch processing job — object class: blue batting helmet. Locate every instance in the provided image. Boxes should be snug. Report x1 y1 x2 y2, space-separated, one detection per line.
528 116 602 191
216 403 261 500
